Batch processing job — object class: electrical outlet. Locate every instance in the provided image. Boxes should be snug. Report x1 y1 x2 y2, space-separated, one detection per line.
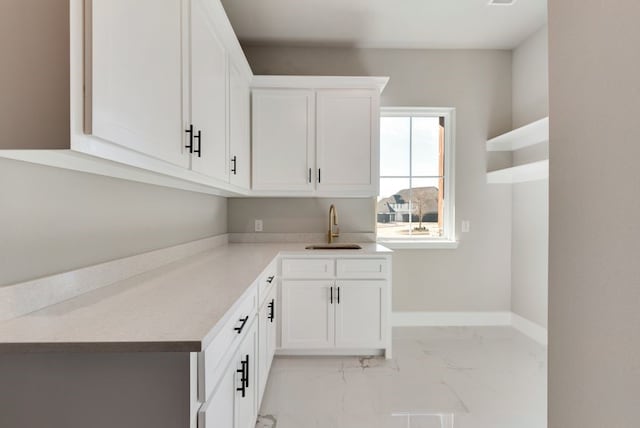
461 220 471 233
254 219 263 232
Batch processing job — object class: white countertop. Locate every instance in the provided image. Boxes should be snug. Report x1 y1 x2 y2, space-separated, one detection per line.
0 242 390 353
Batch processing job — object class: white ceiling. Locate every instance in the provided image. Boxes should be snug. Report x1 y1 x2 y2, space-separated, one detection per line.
220 0 547 50
222 0 547 49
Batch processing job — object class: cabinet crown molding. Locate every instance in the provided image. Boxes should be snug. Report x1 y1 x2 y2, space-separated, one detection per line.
251 75 389 92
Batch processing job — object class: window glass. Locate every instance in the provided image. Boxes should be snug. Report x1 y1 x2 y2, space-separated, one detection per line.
378 111 451 241
411 117 441 177
377 178 411 239
379 117 411 176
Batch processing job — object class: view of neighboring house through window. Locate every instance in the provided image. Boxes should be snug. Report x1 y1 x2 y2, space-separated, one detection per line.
377 108 455 242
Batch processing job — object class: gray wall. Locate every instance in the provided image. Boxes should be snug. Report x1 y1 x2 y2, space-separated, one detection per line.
229 198 375 233
0 159 227 286
0 0 69 149
512 26 549 129
548 1 640 426
510 26 549 328
511 180 548 327
238 46 513 312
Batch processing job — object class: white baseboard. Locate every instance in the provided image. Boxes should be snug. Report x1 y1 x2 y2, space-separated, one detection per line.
392 311 512 327
511 313 548 346
392 311 548 346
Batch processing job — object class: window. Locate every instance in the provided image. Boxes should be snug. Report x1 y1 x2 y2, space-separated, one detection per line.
377 108 456 247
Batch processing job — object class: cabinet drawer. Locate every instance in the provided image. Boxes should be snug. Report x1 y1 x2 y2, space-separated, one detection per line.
337 259 388 278
282 258 335 278
199 286 257 402
258 260 278 307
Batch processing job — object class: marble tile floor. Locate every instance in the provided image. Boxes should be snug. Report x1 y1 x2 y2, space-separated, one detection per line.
256 327 546 428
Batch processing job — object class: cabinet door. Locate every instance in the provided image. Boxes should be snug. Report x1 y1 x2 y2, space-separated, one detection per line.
198 359 235 428
229 62 251 189
190 0 228 181
91 0 188 168
235 320 258 428
316 90 379 194
257 297 269 405
266 286 278 367
281 280 334 349
334 280 386 348
257 285 277 405
252 90 315 192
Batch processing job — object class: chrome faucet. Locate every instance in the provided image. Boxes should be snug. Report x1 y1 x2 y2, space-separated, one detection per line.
328 204 340 244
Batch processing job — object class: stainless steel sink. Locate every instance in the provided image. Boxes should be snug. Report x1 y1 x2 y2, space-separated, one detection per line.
305 243 363 250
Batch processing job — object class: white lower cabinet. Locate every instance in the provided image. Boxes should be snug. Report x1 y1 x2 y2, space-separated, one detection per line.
257 284 277 405
334 281 386 348
198 265 279 428
198 254 391 427
235 320 258 428
281 258 334 279
280 257 391 355
281 280 334 349
198 358 236 428
199 287 257 402
199 318 257 428
266 292 277 366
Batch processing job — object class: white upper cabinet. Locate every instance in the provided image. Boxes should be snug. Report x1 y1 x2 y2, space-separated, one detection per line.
55 0 254 194
190 0 228 181
250 77 388 197
229 62 251 189
316 90 379 194
91 0 188 168
252 89 315 192
3 1 391 197
90 0 253 189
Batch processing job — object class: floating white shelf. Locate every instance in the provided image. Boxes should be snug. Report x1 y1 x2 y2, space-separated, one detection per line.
487 160 549 184
486 117 549 151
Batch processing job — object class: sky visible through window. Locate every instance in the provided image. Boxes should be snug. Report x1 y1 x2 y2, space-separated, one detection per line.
378 115 444 239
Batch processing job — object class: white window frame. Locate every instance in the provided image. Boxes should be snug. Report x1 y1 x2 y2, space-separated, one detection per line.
377 107 457 249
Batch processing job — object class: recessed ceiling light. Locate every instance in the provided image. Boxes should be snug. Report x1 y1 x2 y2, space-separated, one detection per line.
488 0 516 5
